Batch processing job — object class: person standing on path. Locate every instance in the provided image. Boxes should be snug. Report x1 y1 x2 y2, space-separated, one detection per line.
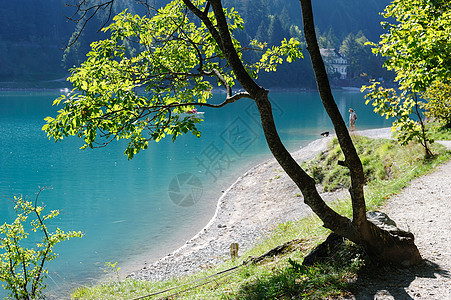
349 108 357 131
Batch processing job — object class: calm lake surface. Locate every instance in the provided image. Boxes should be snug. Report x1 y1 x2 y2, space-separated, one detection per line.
0 90 391 296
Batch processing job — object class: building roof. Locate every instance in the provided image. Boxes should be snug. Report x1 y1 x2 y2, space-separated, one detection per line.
320 48 341 58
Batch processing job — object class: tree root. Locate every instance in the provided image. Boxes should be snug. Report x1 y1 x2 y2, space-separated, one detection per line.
247 239 307 265
302 211 422 267
302 232 347 266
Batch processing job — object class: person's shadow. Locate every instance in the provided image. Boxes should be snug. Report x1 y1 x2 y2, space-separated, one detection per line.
348 259 450 299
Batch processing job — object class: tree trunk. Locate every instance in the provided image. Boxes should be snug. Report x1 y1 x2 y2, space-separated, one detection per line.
298 0 368 235
298 0 421 265
188 0 422 266
207 0 359 243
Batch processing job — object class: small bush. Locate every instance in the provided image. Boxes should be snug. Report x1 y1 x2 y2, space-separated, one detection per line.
0 189 83 299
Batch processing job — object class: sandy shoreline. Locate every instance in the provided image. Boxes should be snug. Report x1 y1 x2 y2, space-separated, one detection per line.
126 128 393 282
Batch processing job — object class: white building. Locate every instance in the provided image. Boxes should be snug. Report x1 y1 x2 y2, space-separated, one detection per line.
320 49 349 80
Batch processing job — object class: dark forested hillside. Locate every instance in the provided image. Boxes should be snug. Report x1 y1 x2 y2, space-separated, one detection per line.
0 0 71 83
0 0 391 88
218 0 392 88
0 0 138 86
222 0 388 42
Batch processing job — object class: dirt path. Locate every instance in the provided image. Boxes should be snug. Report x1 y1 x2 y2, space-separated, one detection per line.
349 141 451 299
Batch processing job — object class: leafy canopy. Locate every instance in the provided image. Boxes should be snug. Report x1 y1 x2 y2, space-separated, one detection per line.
373 0 451 92
363 0 451 157
43 0 302 159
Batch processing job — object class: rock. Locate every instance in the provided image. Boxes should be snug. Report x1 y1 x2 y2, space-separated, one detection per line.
366 211 398 231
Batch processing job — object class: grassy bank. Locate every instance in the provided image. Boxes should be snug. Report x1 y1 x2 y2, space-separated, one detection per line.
72 136 450 299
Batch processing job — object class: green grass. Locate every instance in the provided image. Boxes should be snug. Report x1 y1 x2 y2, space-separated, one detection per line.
301 135 439 192
71 137 451 300
427 120 451 140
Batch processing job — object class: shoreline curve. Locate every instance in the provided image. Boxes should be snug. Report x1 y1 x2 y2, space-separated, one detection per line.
126 127 392 282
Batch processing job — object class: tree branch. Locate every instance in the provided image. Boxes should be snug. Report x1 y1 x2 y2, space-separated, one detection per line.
65 0 115 48
31 188 52 297
65 0 156 48
182 0 225 53
202 68 233 97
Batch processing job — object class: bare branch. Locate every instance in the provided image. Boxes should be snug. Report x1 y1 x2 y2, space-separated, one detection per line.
202 68 232 97
65 0 157 49
65 0 115 48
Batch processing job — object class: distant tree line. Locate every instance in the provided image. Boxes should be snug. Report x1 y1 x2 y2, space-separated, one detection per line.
0 0 392 87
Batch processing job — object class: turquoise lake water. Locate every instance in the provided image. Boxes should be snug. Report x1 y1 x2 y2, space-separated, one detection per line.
0 90 391 297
